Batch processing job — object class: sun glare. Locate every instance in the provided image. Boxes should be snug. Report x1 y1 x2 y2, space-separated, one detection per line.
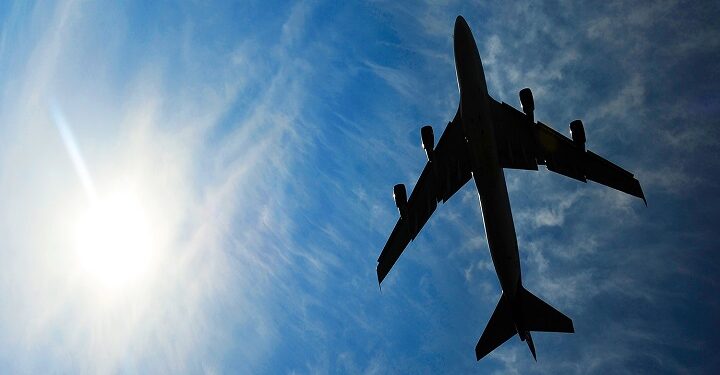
74 191 156 290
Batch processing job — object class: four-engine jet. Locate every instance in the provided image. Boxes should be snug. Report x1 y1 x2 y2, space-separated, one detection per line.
377 16 645 361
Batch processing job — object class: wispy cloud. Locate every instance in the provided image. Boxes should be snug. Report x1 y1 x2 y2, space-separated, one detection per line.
357 1 720 373
0 1 329 373
1 1 719 374
364 60 420 99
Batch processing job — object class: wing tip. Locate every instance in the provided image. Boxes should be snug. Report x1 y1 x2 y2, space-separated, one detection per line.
638 182 647 206
475 344 488 362
641 188 647 206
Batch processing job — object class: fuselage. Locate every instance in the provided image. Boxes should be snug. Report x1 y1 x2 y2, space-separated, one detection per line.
453 17 522 301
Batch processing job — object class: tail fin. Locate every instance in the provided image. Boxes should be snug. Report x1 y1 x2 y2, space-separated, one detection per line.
475 289 574 361
475 296 516 361
518 287 574 334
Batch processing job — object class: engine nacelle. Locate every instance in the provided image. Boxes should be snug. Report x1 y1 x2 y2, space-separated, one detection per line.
519 88 535 121
569 120 586 150
393 183 408 218
421 125 435 161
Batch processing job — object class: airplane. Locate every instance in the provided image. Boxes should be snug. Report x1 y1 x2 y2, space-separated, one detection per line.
376 15 646 362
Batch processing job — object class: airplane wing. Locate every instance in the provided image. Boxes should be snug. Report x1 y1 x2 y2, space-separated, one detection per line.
377 111 472 285
490 98 646 203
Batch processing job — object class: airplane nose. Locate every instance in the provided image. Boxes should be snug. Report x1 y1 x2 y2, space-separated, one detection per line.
453 15 488 99
454 15 470 37
454 16 473 55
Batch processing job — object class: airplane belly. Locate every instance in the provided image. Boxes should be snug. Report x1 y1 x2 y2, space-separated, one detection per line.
473 160 521 297
455 18 522 298
464 96 522 298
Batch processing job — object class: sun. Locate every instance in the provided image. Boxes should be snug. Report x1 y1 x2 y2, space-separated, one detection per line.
74 190 156 290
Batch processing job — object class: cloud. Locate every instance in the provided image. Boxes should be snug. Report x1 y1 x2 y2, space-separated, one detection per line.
1 1 719 374
364 60 420 99
0 1 327 373
584 74 645 124
365 1 720 373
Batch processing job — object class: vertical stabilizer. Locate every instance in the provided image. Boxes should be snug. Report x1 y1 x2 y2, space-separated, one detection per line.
525 332 537 361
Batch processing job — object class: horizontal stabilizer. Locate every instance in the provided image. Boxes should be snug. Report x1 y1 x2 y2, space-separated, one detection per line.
475 296 516 361
475 289 574 361
519 287 574 333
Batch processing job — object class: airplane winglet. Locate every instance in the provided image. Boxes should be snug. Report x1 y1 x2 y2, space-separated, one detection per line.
377 269 384 292
636 180 647 206
638 182 647 206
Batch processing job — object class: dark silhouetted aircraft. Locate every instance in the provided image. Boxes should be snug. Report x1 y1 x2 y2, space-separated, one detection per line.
377 16 645 362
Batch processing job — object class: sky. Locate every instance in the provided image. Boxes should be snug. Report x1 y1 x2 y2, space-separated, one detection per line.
0 0 719 374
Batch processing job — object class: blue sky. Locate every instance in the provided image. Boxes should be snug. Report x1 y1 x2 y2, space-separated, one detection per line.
1 1 719 373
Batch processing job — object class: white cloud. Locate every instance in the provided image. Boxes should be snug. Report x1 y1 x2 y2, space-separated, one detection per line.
364 60 420 99
0 1 324 372
2 1 718 373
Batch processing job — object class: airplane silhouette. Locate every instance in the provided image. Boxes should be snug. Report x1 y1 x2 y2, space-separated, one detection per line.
377 15 645 361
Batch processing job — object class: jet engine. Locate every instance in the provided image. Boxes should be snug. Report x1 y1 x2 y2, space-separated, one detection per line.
393 183 408 218
569 120 586 150
519 88 535 122
421 125 435 161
